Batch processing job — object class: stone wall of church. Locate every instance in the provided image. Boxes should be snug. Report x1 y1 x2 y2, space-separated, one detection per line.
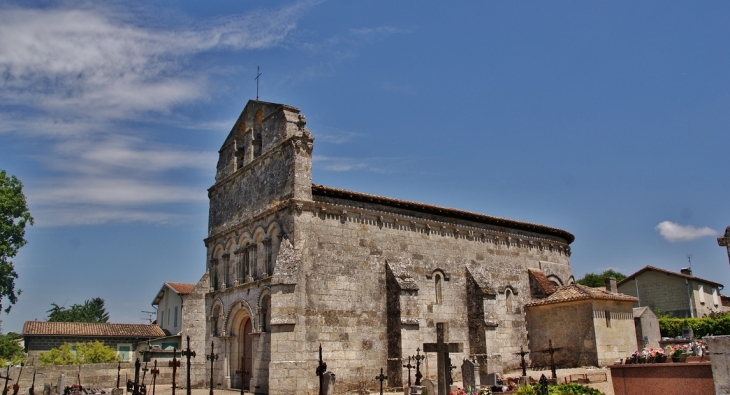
284 195 572 393
526 301 598 368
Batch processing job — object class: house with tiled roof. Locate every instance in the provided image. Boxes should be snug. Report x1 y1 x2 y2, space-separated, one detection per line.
617 265 724 318
22 321 165 361
524 279 639 367
149 277 209 387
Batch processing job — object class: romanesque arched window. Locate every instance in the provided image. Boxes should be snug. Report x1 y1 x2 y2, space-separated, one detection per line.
505 289 513 314
260 294 271 332
435 273 443 305
212 305 222 337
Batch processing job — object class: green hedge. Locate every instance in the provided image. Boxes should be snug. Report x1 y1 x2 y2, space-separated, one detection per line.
659 314 730 338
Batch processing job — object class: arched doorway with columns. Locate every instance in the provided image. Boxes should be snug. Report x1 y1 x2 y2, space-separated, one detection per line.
228 302 254 390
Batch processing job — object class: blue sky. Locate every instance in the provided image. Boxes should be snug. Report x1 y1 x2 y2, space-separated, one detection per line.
1 1 729 333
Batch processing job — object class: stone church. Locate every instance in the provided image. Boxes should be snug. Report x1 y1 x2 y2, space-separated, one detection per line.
203 100 575 395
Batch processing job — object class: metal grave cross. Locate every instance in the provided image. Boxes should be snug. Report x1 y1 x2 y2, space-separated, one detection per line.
169 349 181 395
316 344 327 395
181 336 196 395
718 226 730 266
150 360 160 395
403 356 414 387
422 323 463 395
1 366 11 395
535 339 563 381
514 346 530 377
539 374 548 395
206 341 218 395
412 348 424 386
235 356 248 395
375 368 388 395
116 361 121 389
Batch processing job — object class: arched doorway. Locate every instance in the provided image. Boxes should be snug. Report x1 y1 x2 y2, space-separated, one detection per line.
229 308 253 390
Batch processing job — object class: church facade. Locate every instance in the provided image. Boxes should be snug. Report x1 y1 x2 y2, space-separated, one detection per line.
203 100 575 395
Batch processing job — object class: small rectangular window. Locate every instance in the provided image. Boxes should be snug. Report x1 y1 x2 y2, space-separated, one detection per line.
174 306 178 327
713 288 721 306
699 285 705 305
159 311 164 328
605 310 611 328
167 309 170 325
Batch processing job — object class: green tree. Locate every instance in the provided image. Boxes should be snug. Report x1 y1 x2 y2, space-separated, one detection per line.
0 333 25 366
0 170 34 313
576 269 627 287
48 298 110 323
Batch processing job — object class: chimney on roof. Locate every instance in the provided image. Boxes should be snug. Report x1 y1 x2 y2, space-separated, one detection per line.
680 267 692 276
605 277 617 293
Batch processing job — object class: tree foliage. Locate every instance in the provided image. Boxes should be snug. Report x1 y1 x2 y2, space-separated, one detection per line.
0 170 34 313
0 333 25 366
659 312 730 338
39 341 119 365
576 269 626 287
47 298 110 323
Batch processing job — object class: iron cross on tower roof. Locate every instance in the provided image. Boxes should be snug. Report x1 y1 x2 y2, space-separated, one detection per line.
255 66 262 101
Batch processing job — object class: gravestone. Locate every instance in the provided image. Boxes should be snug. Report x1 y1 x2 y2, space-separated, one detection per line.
323 371 336 395
57 374 65 395
421 379 434 395
461 359 479 389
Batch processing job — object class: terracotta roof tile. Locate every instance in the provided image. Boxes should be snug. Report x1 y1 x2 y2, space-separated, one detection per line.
528 268 557 295
166 282 195 295
617 265 723 288
311 184 575 244
524 284 639 307
23 321 166 338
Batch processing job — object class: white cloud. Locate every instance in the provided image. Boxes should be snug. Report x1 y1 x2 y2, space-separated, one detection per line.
0 2 311 226
655 221 718 242
0 4 304 124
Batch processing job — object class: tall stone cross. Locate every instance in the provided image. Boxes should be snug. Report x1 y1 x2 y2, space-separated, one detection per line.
423 323 462 395
718 226 730 266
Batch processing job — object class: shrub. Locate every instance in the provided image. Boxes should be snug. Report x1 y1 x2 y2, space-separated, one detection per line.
40 341 119 365
659 313 730 338
514 383 604 395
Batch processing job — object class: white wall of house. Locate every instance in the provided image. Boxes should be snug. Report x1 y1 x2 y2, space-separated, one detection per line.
155 287 184 335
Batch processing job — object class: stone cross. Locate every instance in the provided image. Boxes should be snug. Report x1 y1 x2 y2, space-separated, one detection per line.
423 323 462 395
514 346 530 377
169 349 181 395
718 226 730 266
403 356 414 387
150 360 160 395
412 348 424 386
375 368 387 395
235 356 247 395
206 341 218 395
535 339 562 380
181 336 196 395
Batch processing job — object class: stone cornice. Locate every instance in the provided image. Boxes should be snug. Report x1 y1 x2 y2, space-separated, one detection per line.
297 199 571 255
